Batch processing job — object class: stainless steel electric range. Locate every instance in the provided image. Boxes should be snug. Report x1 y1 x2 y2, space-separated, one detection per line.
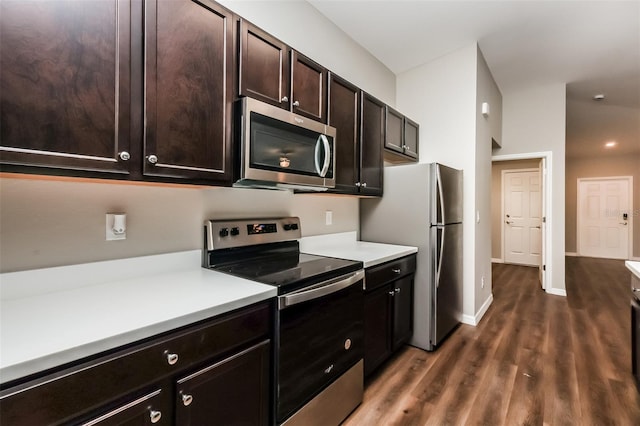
202 217 364 425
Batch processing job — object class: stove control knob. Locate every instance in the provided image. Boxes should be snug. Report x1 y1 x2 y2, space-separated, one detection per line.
283 224 292 231
230 227 240 236
219 228 229 237
291 223 299 230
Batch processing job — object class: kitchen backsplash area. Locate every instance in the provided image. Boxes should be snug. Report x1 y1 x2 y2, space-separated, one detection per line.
0 176 358 273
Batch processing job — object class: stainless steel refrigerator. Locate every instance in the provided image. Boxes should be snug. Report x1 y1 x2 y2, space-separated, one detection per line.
360 162 463 351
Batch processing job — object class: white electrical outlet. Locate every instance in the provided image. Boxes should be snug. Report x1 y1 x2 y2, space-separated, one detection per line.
325 210 333 225
106 213 127 241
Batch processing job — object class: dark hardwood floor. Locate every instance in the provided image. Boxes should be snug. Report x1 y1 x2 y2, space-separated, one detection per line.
344 257 640 425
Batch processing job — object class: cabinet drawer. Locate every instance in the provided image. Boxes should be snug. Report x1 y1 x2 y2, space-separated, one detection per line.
0 302 271 426
365 255 416 292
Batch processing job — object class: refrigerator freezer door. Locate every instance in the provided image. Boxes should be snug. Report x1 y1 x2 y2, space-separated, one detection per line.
432 222 463 346
434 164 463 225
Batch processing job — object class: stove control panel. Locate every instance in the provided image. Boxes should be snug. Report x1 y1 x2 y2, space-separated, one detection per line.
205 217 302 251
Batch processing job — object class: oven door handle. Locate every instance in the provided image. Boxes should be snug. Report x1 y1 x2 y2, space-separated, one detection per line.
278 269 364 310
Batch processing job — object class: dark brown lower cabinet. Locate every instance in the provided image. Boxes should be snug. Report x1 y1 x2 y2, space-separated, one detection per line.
175 340 270 426
0 302 272 426
364 255 416 377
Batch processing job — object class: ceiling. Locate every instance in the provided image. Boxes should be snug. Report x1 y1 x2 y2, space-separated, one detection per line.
309 0 640 160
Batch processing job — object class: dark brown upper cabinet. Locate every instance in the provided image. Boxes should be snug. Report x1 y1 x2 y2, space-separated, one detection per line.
144 0 234 183
327 73 359 194
291 51 327 123
384 106 419 163
239 20 290 109
385 106 404 154
403 117 419 160
360 92 384 196
239 20 327 123
0 0 132 175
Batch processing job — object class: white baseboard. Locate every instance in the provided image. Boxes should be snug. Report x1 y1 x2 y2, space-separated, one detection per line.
565 252 578 257
491 258 504 263
546 287 567 297
461 294 494 326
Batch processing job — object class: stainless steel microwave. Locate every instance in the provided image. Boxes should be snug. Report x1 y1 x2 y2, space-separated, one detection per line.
234 97 337 191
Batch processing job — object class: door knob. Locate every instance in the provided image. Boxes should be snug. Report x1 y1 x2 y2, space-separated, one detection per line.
506 214 510 218
506 221 512 225
535 225 541 229
620 222 628 225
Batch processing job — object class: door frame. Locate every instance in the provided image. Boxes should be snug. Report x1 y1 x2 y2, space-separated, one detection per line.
492 151 552 294
501 168 541 267
576 176 633 259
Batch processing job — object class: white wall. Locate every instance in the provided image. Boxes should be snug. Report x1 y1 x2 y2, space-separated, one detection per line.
496 83 567 294
396 44 479 320
0 0 395 273
474 47 501 314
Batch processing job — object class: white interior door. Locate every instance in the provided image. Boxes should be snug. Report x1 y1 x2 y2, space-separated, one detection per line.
578 178 630 259
504 170 542 266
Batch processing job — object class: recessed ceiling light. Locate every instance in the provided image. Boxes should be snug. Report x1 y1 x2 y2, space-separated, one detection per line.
605 141 617 148
593 94 605 101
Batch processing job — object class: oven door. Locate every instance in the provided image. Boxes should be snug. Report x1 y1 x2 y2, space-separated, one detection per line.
276 270 364 424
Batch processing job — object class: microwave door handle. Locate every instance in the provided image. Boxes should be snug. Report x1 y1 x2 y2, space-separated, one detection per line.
314 134 331 177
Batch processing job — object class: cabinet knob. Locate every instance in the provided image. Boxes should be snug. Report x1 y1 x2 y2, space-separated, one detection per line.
392 268 401 274
118 151 130 161
362 182 367 188
165 352 179 365
355 182 361 187
181 393 193 406
388 290 395 296
293 100 300 107
147 155 158 164
281 96 289 103
395 287 401 293
149 410 162 424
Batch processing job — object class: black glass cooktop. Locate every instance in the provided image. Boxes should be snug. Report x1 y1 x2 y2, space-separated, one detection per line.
208 243 362 295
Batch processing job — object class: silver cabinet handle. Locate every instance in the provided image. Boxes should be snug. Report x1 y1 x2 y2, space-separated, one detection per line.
118 151 130 161
395 287 401 293
392 268 401 274
281 96 289 102
293 100 300 107
181 393 193 406
166 352 179 365
149 410 162 424
324 364 334 374
147 155 158 164
388 290 395 296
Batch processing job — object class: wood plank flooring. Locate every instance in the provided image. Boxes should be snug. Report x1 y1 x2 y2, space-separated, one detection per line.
343 257 640 425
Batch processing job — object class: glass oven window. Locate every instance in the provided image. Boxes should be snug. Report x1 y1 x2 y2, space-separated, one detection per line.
250 112 334 178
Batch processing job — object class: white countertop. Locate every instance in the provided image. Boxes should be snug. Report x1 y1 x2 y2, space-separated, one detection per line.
626 261 640 279
0 250 276 384
299 231 418 268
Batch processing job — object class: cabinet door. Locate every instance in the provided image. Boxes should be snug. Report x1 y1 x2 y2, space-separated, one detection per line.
392 276 414 351
360 92 384 196
632 297 640 391
384 106 404 153
144 0 233 183
239 20 290 109
328 73 359 194
291 51 327 123
175 340 270 426
364 285 392 377
403 117 419 160
80 389 170 426
0 0 132 174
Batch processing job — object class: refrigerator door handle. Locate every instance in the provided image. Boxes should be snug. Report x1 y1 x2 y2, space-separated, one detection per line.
436 165 445 225
436 226 445 288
